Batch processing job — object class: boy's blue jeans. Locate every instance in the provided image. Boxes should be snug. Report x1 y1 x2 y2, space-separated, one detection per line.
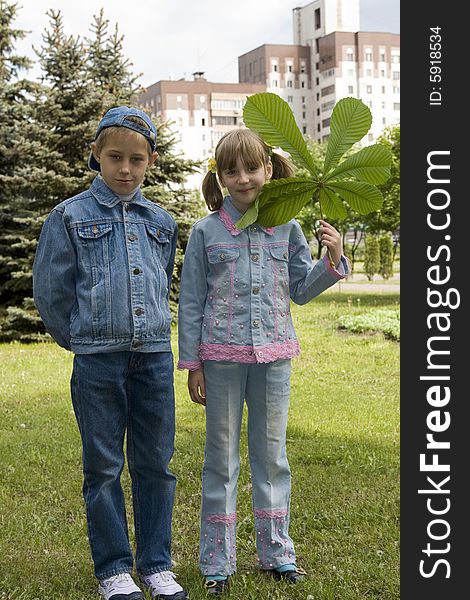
71 351 176 580
200 359 296 577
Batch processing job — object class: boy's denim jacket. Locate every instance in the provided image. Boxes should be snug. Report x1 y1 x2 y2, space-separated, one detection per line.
177 196 350 370
33 176 177 354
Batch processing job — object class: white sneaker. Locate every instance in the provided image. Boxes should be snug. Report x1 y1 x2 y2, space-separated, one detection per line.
98 573 144 599
140 570 188 599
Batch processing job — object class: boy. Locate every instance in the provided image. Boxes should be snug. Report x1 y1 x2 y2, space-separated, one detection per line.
33 106 188 600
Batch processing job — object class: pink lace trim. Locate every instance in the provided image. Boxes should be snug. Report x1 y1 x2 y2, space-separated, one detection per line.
254 508 288 519
177 359 202 371
205 513 237 524
323 254 351 279
219 207 242 236
200 340 300 363
218 206 274 236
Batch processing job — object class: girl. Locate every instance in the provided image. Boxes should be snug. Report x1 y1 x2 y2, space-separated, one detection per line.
177 129 349 595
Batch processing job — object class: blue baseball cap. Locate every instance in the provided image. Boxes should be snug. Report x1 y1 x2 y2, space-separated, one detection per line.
89 106 158 172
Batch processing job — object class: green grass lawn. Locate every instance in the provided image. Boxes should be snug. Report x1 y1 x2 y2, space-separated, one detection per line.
0 292 399 599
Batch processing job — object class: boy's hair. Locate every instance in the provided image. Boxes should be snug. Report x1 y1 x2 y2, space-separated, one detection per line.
89 106 157 172
202 128 295 211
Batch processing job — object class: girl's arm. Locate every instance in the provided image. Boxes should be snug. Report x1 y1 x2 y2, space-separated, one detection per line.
177 225 209 370
288 220 350 305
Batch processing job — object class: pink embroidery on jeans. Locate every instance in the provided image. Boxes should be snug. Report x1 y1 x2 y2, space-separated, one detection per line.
205 513 237 524
254 508 288 519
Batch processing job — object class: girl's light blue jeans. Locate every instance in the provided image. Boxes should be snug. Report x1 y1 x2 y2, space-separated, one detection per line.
200 359 296 577
71 351 177 580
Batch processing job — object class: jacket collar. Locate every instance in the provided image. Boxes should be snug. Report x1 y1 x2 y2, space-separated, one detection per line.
218 196 274 237
90 175 145 208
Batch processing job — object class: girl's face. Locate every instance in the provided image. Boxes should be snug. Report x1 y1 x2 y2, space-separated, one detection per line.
91 129 157 195
221 157 272 214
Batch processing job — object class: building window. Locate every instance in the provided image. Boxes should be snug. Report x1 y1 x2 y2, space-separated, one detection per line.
302 111 306 119
322 117 331 128
366 69 372 77
317 108 320 116
301 81 305 88
347 48 354 61
380 69 385 77
365 50 373 62
382 86 386 93
287 95 293 103
392 71 400 80
272 79 278 87
317 124 321 132
272 62 278 72
300 62 306 73
348 85 354 94
393 86 400 94
348 69 354 77
302 96 305 103
391 54 400 63
287 80 293 87
366 85 372 94
382 101 386 109
201 118 205 126
303 125 307 134
287 64 293 72
380 51 386 62
393 103 400 110
368 133 374 142
315 7 321 29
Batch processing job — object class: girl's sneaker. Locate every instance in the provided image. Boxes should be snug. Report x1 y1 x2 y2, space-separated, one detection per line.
98 573 144 599
140 571 188 599
204 577 229 596
268 565 307 583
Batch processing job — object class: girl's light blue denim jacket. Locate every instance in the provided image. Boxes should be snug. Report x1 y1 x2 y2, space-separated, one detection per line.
177 196 350 370
33 175 177 354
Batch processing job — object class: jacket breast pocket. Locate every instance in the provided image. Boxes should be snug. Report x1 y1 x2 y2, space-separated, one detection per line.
146 224 171 263
269 245 290 291
76 223 115 269
207 247 240 267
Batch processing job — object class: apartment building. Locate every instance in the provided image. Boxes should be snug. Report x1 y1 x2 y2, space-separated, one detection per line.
138 72 264 163
292 0 400 142
238 45 312 135
138 0 399 175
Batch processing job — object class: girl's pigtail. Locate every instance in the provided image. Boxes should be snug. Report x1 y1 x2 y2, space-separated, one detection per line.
201 171 224 211
270 152 296 180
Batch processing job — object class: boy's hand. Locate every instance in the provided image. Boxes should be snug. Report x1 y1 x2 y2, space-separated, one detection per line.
188 369 206 406
319 219 343 268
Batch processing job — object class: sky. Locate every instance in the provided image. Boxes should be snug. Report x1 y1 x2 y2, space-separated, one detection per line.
13 0 399 87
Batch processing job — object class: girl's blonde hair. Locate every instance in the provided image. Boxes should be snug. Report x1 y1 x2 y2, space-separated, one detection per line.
202 128 295 211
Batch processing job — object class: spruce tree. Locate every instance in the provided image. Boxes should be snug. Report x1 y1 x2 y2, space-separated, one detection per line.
0 5 204 339
0 1 46 339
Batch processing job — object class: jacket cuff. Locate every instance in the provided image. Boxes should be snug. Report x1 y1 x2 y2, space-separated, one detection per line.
177 359 203 371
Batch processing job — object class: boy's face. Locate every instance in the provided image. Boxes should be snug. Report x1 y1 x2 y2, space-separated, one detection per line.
220 157 272 214
91 128 158 195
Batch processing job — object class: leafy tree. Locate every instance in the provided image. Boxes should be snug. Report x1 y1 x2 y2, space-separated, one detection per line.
379 233 394 279
364 235 380 280
366 125 400 257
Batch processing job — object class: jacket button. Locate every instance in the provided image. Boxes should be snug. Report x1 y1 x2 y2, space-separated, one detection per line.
251 254 259 262
252 286 260 295
250 226 257 232
133 268 141 275
134 308 144 316
253 320 259 328
128 235 137 241
219 253 226 260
